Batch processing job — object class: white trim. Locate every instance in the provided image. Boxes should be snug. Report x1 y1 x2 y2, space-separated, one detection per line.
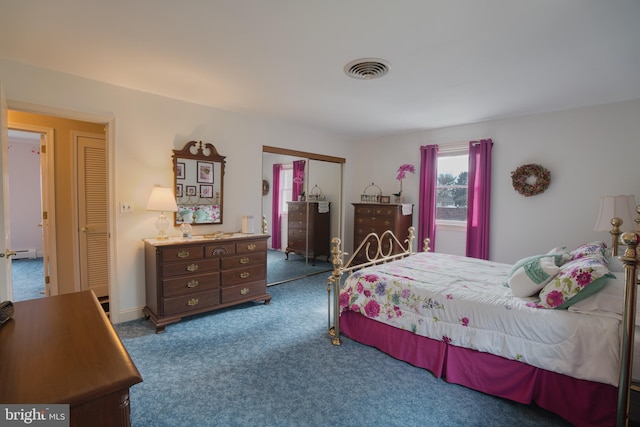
436 220 467 231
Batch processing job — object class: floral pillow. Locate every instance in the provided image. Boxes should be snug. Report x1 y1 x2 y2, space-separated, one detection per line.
539 256 614 309
546 246 572 266
569 241 606 261
508 255 560 297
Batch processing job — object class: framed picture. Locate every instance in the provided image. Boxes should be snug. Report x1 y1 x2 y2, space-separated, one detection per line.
176 162 185 180
379 195 391 204
197 161 214 183
186 185 197 196
176 184 183 197
200 184 213 198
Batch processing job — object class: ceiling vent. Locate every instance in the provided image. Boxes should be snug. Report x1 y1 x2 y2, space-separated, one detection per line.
344 58 390 80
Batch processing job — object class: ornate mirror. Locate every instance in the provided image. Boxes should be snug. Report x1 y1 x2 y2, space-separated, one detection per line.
173 140 225 225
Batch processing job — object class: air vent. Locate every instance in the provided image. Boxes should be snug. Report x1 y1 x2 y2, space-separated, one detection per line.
344 58 390 80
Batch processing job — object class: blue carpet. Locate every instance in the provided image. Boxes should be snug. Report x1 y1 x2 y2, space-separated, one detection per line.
267 249 332 285
11 258 45 302
115 274 570 427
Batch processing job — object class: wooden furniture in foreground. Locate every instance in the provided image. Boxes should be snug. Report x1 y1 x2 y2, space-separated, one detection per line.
352 203 413 264
286 201 330 265
0 291 142 427
144 233 271 332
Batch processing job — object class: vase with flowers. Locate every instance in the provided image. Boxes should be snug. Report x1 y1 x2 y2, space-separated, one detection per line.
393 163 415 202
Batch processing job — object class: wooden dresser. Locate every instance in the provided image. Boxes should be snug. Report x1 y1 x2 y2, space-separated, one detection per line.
352 203 413 263
286 201 330 265
144 233 271 332
0 291 142 427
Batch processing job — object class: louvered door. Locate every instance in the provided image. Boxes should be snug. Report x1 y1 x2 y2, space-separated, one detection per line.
76 132 109 298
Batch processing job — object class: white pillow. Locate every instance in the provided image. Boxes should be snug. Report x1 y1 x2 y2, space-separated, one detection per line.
567 273 624 318
508 255 560 297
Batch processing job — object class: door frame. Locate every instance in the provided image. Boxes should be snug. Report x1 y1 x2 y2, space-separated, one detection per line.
7 124 57 296
7 100 119 322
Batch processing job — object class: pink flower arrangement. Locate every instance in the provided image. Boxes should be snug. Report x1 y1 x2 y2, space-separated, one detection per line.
395 163 415 196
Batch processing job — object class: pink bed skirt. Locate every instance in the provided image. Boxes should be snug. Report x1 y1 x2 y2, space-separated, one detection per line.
340 310 617 427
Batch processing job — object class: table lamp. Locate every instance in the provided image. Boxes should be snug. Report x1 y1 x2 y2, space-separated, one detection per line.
146 185 178 239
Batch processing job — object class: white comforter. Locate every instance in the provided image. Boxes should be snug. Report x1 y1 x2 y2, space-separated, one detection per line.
339 252 622 386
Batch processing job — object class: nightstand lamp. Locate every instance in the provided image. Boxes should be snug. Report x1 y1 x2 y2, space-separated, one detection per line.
594 195 637 256
146 185 178 239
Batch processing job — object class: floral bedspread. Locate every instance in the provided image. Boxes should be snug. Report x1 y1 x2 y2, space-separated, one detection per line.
339 252 621 386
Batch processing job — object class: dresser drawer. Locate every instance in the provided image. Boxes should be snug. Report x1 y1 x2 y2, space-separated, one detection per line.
221 281 266 304
221 252 266 270
288 203 307 214
204 243 235 257
236 239 267 254
162 258 220 278
163 290 220 316
372 206 398 217
162 273 220 298
356 217 394 228
288 214 307 228
221 264 266 287
160 246 204 262
288 227 307 239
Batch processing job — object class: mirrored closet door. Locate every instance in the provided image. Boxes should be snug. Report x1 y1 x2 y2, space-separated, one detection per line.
262 146 344 285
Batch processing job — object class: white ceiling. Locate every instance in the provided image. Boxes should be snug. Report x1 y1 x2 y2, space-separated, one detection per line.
1 1 639 139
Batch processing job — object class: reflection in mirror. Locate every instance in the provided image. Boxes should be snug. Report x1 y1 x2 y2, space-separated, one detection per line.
174 141 225 225
262 147 344 285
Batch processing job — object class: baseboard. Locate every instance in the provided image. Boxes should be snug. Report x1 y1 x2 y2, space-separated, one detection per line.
114 306 146 324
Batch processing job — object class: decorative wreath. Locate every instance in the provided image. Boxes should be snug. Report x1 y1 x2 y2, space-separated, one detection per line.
511 164 551 197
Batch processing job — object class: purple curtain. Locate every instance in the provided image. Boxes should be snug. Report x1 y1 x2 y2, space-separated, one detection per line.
292 160 306 201
418 145 439 251
271 164 282 249
466 139 493 259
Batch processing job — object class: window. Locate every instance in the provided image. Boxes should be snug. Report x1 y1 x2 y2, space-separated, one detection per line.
280 167 293 213
436 153 468 224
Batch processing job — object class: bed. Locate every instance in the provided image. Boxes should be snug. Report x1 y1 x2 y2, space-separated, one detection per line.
327 227 639 427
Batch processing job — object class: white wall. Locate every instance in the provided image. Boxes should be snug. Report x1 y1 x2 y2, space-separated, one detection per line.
0 58 354 322
351 99 640 264
2 57 639 322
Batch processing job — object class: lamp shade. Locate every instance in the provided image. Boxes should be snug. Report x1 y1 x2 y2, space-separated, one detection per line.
594 195 637 232
146 186 178 212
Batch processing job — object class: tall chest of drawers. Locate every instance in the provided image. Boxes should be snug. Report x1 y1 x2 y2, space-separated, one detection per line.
285 201 330 265
144 234 271 332
352 203 413 263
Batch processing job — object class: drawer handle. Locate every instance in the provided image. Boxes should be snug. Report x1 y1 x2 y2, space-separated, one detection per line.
240 272 250 279
187 298 199 306
186 264 199 272
240 288 250 295
211 247 228 256
177 250 190 258
246 243 256 251
187 280 199 288
240 257 250 264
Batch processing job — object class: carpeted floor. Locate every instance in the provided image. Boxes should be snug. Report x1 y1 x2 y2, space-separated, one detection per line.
11 257 45 302
115 274 570 427
267 249 332 285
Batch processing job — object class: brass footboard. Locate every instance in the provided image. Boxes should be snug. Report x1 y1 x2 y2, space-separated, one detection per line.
327 226 429 345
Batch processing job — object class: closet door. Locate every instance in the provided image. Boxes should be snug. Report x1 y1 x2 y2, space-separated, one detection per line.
76 132 109 299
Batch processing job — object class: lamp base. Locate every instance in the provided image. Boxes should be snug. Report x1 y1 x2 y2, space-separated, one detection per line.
156 212 170 239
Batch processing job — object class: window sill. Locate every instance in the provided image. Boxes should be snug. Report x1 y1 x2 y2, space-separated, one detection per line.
436 221 467 231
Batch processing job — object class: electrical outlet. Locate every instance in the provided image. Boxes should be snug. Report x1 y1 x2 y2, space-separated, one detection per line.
119 201 134 213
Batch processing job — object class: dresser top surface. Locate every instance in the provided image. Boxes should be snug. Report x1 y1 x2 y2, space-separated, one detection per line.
0 291 142 404
144 232 269 247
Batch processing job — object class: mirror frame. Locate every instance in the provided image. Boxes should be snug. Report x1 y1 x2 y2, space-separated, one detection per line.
173 140 226 225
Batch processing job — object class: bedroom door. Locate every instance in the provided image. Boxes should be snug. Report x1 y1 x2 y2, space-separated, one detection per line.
0 84 14 302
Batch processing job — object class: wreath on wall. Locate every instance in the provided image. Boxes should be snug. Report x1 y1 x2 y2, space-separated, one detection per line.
510 164 551 197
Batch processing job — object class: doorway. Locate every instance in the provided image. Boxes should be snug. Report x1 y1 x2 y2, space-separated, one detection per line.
7 110 109 310
7 129 47 301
